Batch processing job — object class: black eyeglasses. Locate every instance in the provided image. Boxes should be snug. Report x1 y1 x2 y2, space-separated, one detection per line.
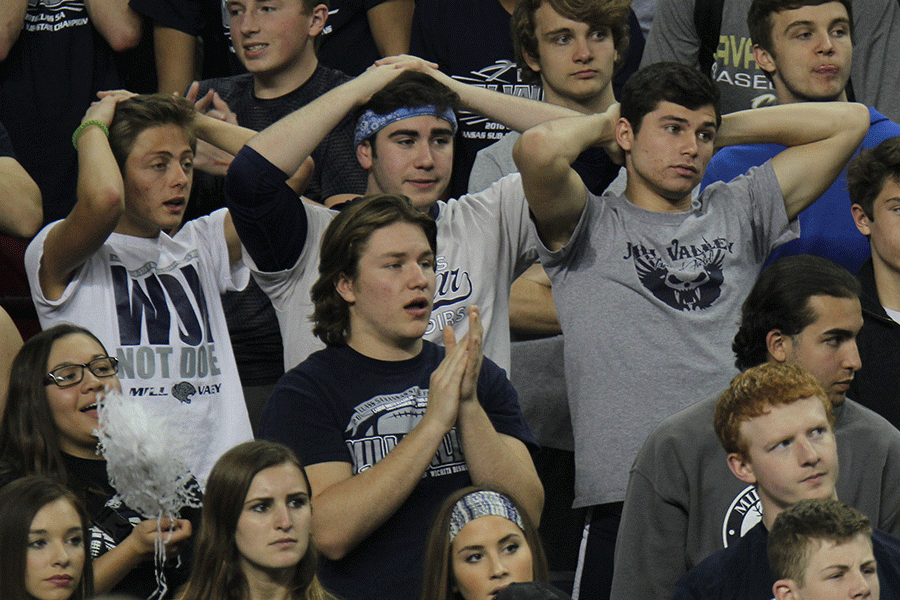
44 357 119 388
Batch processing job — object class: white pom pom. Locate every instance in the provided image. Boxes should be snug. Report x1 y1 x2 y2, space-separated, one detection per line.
96 388 200 519
95 388 201 599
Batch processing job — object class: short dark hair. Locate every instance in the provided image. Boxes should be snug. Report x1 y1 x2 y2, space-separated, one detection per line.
310 194 438 346
0 476 95 600
356 71 460 150
732 255 860 371
748 0 853 54
768 498 872 583
108 94 197 171
620 62 721 134
847 137 900 220
511 0 631 85
714 363 831 457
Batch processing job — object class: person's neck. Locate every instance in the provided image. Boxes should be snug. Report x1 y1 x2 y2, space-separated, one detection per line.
871 252 900 312
543 83 616 115
623 171 693 213
761 491 839 530
776 86 849 106
243 562 292 600
347 335 424 362
253 56 318 100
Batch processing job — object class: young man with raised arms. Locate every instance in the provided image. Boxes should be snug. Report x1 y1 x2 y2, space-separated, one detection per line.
513 61 869 598
219 57 579 373
700 0 900 274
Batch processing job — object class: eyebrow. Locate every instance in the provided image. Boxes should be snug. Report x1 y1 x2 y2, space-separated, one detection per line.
49 353 107 370
660 116 718 130
455 533 522 555
244 490 310 505
543 27 574 38
29 527 82 535
820 327 855 339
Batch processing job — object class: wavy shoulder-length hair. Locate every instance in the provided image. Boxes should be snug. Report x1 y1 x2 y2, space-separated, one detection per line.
0 475 95 600
420 486 548 600
179 440 331 600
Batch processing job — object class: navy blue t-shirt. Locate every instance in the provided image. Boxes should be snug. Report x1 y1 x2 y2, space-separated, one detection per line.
261 341 536 600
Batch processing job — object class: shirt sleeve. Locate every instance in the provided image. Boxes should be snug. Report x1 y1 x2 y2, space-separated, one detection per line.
224 145 310 273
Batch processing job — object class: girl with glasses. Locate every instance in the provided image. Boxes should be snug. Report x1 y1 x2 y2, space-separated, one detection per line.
0 323 193 598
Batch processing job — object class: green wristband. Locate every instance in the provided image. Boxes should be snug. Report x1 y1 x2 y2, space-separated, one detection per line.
72 120 110 149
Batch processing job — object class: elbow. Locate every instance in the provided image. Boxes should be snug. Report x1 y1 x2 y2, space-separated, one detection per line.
104 22 142 52
313 532 353 561
513 126 556 172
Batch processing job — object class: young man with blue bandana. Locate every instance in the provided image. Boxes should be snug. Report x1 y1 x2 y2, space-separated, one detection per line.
221 57 577 373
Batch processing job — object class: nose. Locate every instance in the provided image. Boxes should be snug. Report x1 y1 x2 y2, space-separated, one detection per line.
573 36 593 62
239 10 259 35
413 142 435 170
848 568 873 598
172 163 190 188
681 132 699 157
796 436 821 467
409 263 430 289
489 554 510 579
81 366 105 392
818 30 835 54
844 339 862 372
274 503 292 531
50 539 72 568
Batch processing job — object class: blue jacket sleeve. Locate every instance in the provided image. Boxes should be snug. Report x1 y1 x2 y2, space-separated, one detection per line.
223 145 309 272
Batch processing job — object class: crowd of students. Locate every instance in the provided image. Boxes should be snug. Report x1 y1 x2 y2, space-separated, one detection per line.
1 0 900 599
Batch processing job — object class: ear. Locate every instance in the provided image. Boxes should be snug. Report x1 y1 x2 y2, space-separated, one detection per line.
615 117 633 152
753 44 777 78
523 50 542 76
727 451 757 485
773 579 800 600
308 4 328 37
766 329 792 364
336 273 356 304
357 141 374 170
851 204 873 237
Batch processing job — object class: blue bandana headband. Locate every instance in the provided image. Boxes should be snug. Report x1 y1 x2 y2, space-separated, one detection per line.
449 490 524 541
354 105 457 147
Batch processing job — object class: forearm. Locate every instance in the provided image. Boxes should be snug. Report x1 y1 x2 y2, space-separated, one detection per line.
92 538 145 593
247 74 375 175
0 0 27 61
368 0 414 57
430 68 578 132
456 401 543 524
195 113 256 156
0 157 42 237
311 417 450 559
84 0 141 51
154 25 197 95
509 268 561 337
513 113 610 244
715 102 869 149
